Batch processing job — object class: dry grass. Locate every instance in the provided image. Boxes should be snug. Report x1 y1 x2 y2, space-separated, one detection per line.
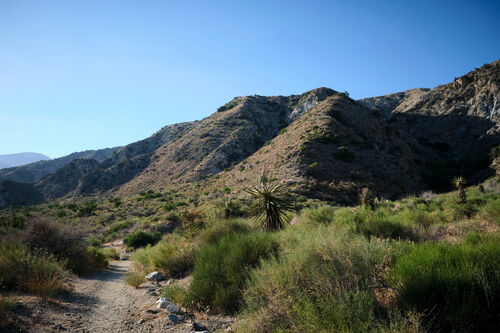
124 263 146 288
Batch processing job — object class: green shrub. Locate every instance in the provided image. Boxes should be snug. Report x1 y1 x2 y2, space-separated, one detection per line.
240 227 389 332
87 237 102 247
77 200 98 217
300 204 336 225
186 231 279 314
124 231 161 249
163 285 188 305
390 234 500 332
132 233 195 278
0 295 15 328
100 247 119 260
125 263 146 288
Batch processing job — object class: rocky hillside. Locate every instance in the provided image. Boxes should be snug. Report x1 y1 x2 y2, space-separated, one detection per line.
118 88 336 194
211 93 434 203
1 60 499 208
361 60 500 190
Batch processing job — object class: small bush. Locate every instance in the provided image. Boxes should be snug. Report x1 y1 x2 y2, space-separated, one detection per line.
132 233 195 278
0 243 68 297
125 263 146 288
0 295 15 328
240 227 388 332
124 231 161 249
186 231 279 314
77 200 98 217
100 247 119 260
390 234 500 332
163 285 188 305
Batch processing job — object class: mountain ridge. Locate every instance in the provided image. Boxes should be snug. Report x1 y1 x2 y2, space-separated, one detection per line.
1 60 499 208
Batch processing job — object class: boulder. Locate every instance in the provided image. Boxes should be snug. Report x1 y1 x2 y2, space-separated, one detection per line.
146 271 163 281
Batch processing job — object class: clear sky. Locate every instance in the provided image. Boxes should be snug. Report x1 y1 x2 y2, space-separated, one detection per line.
1 0 499 158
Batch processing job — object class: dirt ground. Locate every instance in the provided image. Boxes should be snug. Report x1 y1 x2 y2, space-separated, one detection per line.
5 259 232 332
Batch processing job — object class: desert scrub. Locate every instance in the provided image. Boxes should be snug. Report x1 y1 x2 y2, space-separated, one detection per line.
186 231 279 314
239 227 389 332
163 284 188 305
125 262 146 288
0 295 15 328
132 233 196 278
0 242 68 297
124 230 161 248
390 233 500 332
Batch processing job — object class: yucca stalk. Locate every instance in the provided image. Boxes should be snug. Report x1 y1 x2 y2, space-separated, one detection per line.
453 176 467 204
245 174 294 231
359 187 373 208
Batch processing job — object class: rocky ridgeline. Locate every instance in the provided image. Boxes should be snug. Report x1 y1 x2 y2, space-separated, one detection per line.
1 60 499 208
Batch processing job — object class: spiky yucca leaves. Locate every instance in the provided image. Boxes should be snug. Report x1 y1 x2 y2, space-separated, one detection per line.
453 176 467 204
217 195 241 219
245 175 294 231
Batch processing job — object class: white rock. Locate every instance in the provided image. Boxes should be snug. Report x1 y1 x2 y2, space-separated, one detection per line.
146 271 163 281
156 297 170 309
166 302 179 313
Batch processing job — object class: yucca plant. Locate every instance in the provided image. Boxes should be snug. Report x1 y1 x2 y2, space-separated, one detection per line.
245 173 294 231
453 176 467 204
217 195 241 219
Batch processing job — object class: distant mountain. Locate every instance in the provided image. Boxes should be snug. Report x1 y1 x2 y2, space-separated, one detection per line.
0 148 118 183
0 59 499 209
0 152 50 169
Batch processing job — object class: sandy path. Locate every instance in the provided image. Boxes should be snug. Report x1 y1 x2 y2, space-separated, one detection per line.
79 260 135 332
9 258 232 332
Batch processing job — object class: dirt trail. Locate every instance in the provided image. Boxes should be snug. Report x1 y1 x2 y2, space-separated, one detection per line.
79 260 135 332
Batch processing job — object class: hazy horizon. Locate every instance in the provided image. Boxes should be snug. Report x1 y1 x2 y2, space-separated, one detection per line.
1 0 499 158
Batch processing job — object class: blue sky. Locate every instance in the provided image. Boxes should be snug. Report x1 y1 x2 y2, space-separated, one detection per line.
1 0 499 158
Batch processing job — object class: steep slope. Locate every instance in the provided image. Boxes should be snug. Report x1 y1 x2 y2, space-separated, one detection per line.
73 121 196 195
35 159 100 199
0 152 51 168
358 88 430 118
0 180 44 208
213 93 433 203
0 148 117 183
118 88 336 194
361 60 500 190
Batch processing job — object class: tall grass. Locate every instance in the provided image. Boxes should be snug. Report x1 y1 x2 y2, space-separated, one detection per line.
0 295 15 328
0 243 68 297
132 233 196 278
390 233 500 332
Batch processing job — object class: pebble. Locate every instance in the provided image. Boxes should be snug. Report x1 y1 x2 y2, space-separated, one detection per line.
193 322 207 331
137 319 145 325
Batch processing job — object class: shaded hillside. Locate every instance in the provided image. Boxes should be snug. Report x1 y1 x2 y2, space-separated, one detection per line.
118 88 336 194
213 93 434 203
0 152 50 169
0 148 118 183
35 159 100 199
361 60 500 190
0 180 44 208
